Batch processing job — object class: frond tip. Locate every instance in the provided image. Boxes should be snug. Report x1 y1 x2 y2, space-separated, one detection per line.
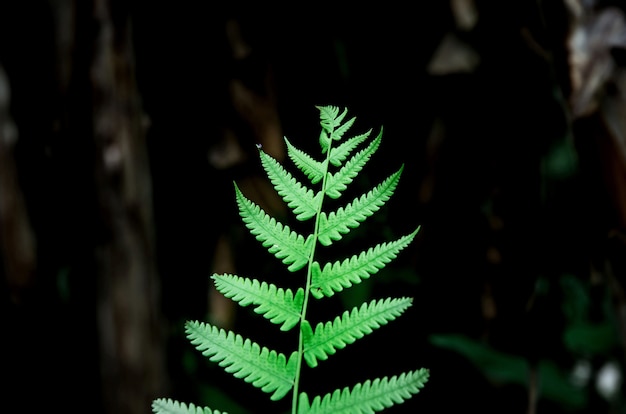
297 368 430 414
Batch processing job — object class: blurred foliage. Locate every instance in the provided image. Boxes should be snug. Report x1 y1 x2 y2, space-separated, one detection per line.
430 333 587 409
430 273 624 412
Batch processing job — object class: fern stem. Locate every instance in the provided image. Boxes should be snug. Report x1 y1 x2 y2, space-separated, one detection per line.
291 125 337 414
292 243 315 413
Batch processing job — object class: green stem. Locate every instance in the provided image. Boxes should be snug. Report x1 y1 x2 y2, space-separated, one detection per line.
291 131 335 414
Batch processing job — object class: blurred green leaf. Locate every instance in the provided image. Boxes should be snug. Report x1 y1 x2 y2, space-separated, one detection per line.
430 334 587 408
542 135 578 180
560 274 591 323
563 322 619 356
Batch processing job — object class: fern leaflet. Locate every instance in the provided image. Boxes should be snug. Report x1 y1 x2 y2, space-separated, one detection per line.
317 166 404 246
185 321 297 401
297 369 430 414
301 297 413 367
152 398 227 414
329 113 356 142
324 129 382 199
212 273 304 331
328 129 371 167
235 183 314 271
285 137 326 184
311 228 420 298
260 149 321 221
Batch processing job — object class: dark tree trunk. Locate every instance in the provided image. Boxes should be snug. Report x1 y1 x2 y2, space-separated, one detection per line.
89 0 166 412
0 65 36 305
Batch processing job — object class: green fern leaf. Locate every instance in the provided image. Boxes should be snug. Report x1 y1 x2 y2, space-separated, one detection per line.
285 137 326 184
235 183 314 271
328 129 371 167
318 106 349 152
324 129 382 199
259 149 321 221
311 228 420 299
185 321 297 400
318 105 347 134
301 297 413 368
212 273 304 331
317 166 404 246
297 369 430 414
152 398 226 414
319 130 331 153
330 114 356 142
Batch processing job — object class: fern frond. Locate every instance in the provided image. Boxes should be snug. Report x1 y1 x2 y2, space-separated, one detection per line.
259 149 321 221
185 321 297 400
311 227 420 299
317 166 404 246
324 129 382 199
285 137 326 184
212 274 304 331
235 183 314 271
152 398 226 414
297 369 430 414
157 105 428 414
328 129 371 167
301 297 413 367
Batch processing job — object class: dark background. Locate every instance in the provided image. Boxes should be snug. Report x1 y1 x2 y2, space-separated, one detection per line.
1 1 625 413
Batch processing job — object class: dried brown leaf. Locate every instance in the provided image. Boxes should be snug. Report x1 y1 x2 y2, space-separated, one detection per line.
567 6 626 117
